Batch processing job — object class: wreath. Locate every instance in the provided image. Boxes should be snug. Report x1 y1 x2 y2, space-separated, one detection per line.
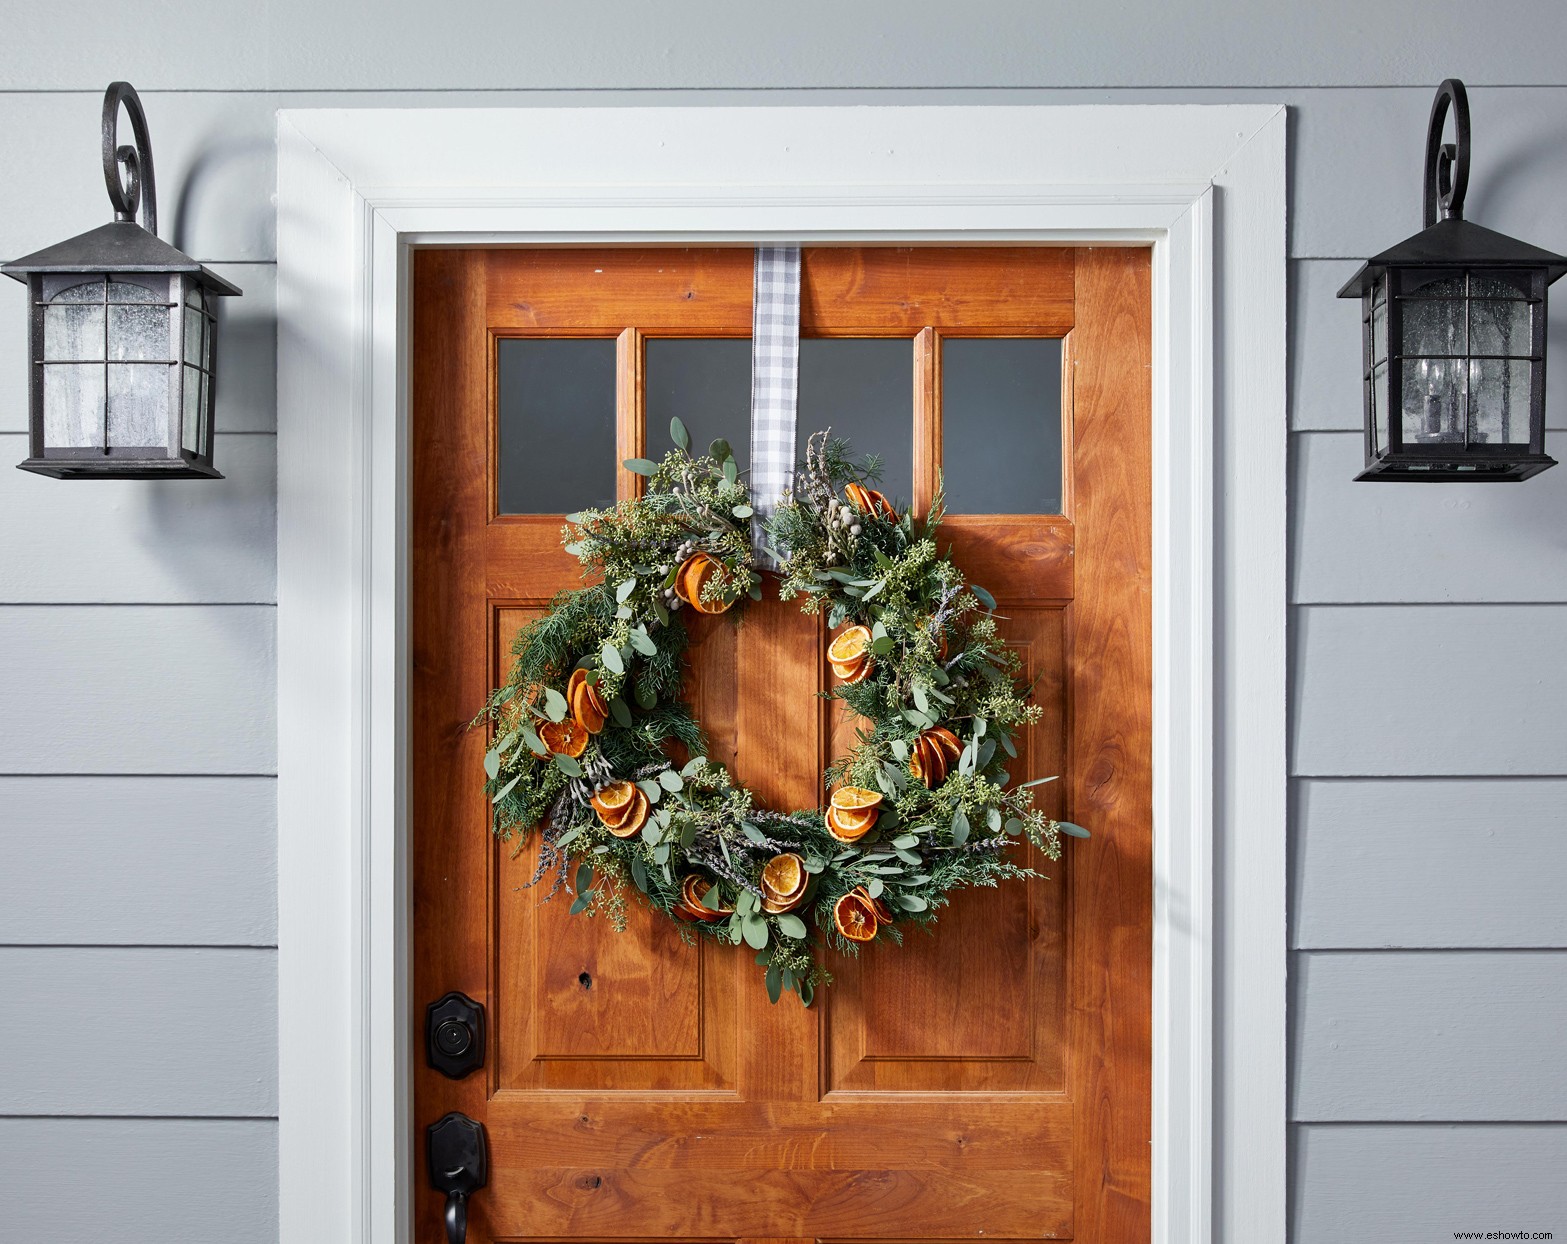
478 422 1086 1005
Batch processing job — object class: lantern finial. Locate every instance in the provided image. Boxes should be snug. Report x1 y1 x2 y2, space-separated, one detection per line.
1423 79 1469 228
102 82 157 235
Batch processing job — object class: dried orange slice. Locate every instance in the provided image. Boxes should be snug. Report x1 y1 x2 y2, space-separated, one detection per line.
830 787 884 814
867 891 895 927
604 789 649 839
831 655 873 685
678 873 728 921
845 482 897 521
925 725 962 762
538 717 587 758
676 553 733 615
590 780 636 822
833 891 879 942
827 625 872 666
825 805 876 843
760 852 809 913
567 668 607 734
910 735 947 788
829 803 878 836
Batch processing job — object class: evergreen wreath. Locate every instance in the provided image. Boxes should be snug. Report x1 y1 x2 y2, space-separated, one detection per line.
478 422 1086 1006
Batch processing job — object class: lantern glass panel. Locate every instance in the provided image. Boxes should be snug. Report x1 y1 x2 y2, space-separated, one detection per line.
1468 358 1534 445
181 284 212 455
1401 357 1465 444
42 280 107 448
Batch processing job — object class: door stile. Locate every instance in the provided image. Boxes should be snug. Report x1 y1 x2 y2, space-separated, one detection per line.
615 326 645 502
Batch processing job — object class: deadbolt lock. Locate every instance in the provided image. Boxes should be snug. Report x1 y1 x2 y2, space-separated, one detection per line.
425 991 485 1079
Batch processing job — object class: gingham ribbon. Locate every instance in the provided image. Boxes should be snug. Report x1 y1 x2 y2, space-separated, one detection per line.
748 246 801 568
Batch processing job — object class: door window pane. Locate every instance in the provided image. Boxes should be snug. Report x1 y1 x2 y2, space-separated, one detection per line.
942 338 1063 514
497 338 616 514
799 338 912 503
645 338 752 465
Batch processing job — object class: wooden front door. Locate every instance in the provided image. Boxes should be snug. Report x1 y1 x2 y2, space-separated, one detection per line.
412 247 1151 1242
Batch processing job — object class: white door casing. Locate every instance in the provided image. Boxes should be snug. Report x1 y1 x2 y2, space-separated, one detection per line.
275 103 1286 1244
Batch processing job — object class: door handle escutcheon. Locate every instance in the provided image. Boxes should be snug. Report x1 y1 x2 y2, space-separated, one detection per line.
427 1111 487 1244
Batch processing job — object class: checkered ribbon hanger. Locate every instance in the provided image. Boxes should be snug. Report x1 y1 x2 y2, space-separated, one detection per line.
748 246 802 569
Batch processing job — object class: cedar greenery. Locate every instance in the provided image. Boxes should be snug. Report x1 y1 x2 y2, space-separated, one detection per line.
477 421 1085 1005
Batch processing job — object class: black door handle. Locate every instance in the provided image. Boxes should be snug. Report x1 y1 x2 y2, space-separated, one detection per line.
427 1111 487 1244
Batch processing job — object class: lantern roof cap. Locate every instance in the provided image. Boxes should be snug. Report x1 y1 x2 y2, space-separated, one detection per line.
2 220 241 295
1339 217 1567 298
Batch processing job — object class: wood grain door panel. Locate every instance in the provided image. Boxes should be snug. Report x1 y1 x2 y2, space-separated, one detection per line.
412 246 1150 1243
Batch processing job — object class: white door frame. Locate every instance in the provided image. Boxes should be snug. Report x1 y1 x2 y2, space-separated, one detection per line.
275 103 1286 1244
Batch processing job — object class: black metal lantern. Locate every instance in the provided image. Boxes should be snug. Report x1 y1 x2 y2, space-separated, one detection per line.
1339 80 1566 481
2 82 240 479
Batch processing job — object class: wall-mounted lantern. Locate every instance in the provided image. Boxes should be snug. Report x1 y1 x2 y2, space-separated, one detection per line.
1339 79 1565 481
3 82 240 479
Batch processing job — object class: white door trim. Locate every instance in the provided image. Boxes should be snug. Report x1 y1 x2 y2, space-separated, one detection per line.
275 103 1286 1244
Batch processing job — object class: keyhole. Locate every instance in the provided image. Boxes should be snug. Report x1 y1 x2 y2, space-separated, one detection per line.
578 971 593 990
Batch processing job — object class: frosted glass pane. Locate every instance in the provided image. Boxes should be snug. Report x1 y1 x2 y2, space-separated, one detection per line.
942 338 1063 514
45 299 105 362
1371 298 1388 364
1372 362 1389 453
1469 358 1533 444
1401 357 1464 443
108 364 166 447
183 366 202 452
497 338 616 514
798 338 912 503
108 303 169 362
645 338 752 465
184 306 206 367
44 365 104 448
1401 298 1466 358
1470 299 1531 358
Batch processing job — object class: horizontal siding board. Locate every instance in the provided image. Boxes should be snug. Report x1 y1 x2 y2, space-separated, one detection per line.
3 5 1566 91
1293 778 1567 949
1292 951 1567 1120
1292 605 1567 776
0 261 276 435
1291 259 1567 432
0 947 276 1115
0 777 276 946
0 1118 277 1244
0 605 276 775
0 96 275 265
0 433 277 603
1292 432 1567 603
1294 1123 1567 1243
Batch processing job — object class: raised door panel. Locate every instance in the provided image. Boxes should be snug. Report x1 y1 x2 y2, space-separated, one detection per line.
825 607 1068 1094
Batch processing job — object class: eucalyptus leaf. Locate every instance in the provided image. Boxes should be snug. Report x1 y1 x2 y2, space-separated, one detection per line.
1019 775 1059 788
615 605 633 621
892 834 920 849
681 754 708 777
865 877 885 899
776 913 807 939
616 577 638 603
636 778 661 804
600 643 624 675
765 962 783 1004
630 855 648 891
635 682 657 709
670 415 691 451
709 437 732 463
911 682 929 713
610 697 633 728
742 916 770 950
490 774 520 804
731 503 753 519
483 748 501 780
552 753 583 778
629 628 657 657
894 893 929 912
872 635 895 657
741 821 767 845
736 890 757 916
971 583 997 611
1059 820 1092 838
624 457 659 476
521 725 545 756
652 842 671 864
679 822 697 849
951 807 971 846
658 769 684 793
569 892 592 915
723 457 738 485
543 688 569 722
575 862 594 893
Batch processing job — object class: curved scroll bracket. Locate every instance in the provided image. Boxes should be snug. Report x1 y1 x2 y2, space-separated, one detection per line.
101 81 158 236
1423 77 1470 227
